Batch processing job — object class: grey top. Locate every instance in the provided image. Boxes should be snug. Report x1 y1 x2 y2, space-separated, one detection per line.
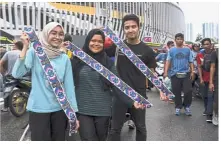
1 50 21 76
75 65 113 116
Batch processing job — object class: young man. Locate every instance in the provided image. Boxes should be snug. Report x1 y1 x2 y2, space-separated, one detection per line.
209 48 218 126
0 41 23 112
164 33 194 116
196 38 214 122
107 14 156 141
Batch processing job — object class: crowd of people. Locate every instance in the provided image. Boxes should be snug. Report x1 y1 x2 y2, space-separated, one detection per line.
154 36 219 124
0 14 219 141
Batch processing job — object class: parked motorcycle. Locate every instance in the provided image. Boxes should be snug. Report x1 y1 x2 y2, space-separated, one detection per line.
0 75 31 117
155 61 164 82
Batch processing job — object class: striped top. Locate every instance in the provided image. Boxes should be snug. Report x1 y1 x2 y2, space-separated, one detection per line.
75 65 113 116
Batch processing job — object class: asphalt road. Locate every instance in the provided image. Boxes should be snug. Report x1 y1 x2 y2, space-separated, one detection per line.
0 89 218 141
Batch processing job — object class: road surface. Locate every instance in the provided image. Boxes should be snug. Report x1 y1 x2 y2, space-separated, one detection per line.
0 89 218 141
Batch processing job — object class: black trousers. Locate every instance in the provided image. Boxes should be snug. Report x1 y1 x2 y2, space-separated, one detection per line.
29 110 68 141
77 113 110 141
171 74 192 109
192 73 198 87
200 82 214 115
107 96 147 141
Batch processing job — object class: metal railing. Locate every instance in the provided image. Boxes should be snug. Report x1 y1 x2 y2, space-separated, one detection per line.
0 2 185 44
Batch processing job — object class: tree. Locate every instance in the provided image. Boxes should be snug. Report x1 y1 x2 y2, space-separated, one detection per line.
185 41 194 44
211 38 218 44
195 33 203 42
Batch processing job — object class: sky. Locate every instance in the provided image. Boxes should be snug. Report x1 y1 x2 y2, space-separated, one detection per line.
179 2 219 39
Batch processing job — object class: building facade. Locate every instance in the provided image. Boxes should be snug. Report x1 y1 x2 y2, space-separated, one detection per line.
202 22 219 40
185 23 193 41
0 2 185 44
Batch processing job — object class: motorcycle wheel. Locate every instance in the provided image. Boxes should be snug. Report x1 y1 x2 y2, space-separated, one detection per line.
192 86 202 99
8 89 28 117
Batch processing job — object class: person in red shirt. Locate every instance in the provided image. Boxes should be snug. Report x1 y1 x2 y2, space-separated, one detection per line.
196 38 214 123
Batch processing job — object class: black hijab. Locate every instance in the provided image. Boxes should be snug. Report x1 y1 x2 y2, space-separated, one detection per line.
71 29 114 90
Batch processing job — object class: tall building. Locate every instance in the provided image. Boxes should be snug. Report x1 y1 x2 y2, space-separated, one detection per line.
185 23 193 41
202 23 219 39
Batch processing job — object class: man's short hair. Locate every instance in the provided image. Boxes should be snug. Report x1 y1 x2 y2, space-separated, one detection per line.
14 41 23 50
201 38 211 45
122 14 140 28
175 33 184 39
167 41 174 47
64 33 73 42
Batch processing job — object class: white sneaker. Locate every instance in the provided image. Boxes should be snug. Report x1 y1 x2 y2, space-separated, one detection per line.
181 92 184 97
212 115 218 126
1 107 8 112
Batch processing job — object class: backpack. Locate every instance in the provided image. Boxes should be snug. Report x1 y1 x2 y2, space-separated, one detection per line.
202 50 213 72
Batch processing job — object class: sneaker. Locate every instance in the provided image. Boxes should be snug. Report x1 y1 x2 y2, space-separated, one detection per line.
185 107 192 116
127 120 135 129
169 99 174 104
212 115 218 126
203 111 207 116
175 108 181 116
1 107 8 112
181 92 184 97
206 115 213 123
125 113 130 118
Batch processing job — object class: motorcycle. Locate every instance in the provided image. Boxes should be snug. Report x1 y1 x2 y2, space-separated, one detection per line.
0 75 31 117
192 77 203 99
155 61 172 94
155 61 164 82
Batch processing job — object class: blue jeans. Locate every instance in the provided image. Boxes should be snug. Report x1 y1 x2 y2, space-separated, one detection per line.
200 82 214 115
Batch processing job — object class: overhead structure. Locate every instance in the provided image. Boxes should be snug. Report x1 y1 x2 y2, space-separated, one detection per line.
0 2 185 44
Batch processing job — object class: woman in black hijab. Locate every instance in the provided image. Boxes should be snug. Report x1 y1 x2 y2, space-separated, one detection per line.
71 29 139 141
